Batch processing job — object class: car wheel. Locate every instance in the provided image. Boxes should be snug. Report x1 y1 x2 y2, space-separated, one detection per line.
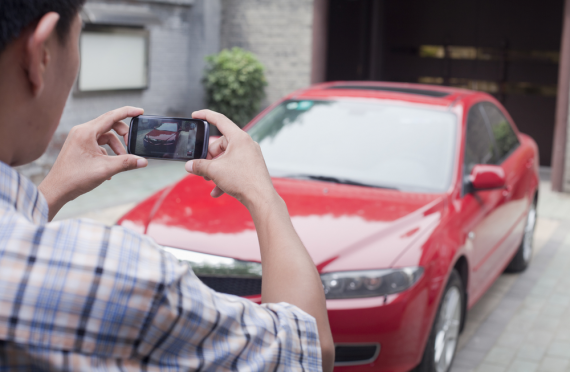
505 198 537 273
414 270 464 372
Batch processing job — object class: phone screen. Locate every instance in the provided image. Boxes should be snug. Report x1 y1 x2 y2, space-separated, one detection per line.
129 116 208 160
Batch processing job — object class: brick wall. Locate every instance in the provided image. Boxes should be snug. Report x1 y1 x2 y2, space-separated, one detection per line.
220 0 314 107
18 0 221 183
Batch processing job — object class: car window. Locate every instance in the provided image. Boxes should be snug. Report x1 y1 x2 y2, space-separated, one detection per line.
464 103 497 174
156 122 178 132
248 100 457 193
481 102 520 160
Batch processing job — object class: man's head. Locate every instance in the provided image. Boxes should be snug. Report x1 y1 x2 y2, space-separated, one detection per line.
0 1 86 54
0 0 86 166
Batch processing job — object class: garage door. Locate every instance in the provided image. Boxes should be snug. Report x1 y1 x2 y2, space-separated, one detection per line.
326 0 564 166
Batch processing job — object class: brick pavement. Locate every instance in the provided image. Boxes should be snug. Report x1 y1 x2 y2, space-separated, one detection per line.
453 171 570 372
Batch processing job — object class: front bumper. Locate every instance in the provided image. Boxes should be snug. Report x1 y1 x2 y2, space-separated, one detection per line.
327 278 432 372
143 138 176 152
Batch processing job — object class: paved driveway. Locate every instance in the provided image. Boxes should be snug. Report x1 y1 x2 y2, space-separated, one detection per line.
453 169 570 372
54 165 570 372
53 159 186 222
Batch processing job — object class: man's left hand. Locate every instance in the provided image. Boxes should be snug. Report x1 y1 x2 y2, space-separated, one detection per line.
39 107 148 221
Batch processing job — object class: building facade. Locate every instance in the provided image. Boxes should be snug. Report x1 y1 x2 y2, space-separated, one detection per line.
220 0 314 106
20 0 221 183
20 0 570 194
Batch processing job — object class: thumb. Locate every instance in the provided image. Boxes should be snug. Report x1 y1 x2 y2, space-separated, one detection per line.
186 160 225 198
185 159 213 179
108 155 148 175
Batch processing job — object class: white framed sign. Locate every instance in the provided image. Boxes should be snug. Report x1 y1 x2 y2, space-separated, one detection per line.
78 26 149 92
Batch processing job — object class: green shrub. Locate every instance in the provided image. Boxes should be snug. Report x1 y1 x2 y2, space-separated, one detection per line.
203 47 267 128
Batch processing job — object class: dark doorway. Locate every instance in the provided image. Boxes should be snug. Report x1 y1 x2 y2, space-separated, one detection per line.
326 0 564 166
326 0 373 81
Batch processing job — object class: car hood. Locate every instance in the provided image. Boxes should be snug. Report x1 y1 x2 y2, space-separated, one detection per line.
128 176 445 272
146 130 177 141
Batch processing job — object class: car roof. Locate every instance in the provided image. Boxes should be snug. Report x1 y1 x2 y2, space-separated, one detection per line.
288 81 483 108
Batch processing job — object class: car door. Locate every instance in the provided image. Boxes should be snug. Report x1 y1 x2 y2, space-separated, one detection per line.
459 102 506 301
480 102 528 265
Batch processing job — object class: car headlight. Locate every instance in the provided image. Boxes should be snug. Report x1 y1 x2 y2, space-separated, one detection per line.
321 267 423 299
163 246 262 277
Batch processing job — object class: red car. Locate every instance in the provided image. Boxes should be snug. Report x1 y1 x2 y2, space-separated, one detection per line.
143 121 180 152
119 82 539 372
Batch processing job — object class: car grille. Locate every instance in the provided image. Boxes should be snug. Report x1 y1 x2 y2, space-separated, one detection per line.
197 276 262 297
334 344 380 366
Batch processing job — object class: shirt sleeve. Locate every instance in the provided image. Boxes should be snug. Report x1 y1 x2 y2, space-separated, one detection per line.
0 216 322 371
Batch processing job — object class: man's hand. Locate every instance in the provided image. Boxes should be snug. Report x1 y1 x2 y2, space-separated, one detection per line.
186 110 277 210
39 107 148 221
185 110 335 371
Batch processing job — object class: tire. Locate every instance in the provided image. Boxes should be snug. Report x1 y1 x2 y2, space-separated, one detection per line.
414 270 464 372
505 198 537 273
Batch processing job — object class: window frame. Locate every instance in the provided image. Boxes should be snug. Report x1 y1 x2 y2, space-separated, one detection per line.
461 100 521 196
463 102 498 170
480 101 521 164
77 24 150 93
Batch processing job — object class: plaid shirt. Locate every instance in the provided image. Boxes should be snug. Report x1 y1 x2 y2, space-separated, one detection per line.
0 162 322 371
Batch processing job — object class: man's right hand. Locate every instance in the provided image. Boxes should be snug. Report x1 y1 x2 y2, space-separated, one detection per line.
185 110 335 371
185 110 278 210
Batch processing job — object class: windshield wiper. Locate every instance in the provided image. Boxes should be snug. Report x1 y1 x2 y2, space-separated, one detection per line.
280 174 398 190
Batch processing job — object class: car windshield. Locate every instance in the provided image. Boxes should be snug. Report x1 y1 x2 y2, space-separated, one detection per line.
248 100 457 193
156 122 178 132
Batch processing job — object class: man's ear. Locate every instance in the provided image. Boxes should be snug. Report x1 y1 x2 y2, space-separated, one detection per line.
26 12 60 97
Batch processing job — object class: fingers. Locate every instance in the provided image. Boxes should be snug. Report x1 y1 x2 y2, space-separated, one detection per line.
192 110 241 139
112 120 130 137
207 136 229 160
185 159 214 180
100 146 115 179
185 160 225 198
98 132 127 155
106 155 148 176
93 106 144 136
111 120 131 145
211 186 225 198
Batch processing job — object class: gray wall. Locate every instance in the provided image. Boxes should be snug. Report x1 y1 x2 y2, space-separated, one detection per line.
563 104 570 191
220 0 314 106
19 0 318 184
20 0 220 183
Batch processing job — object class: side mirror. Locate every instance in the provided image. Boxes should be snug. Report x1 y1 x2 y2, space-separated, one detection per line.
469 164 506 191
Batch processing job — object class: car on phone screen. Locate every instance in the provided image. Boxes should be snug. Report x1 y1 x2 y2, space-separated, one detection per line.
118 82 539 372
143 121 179 152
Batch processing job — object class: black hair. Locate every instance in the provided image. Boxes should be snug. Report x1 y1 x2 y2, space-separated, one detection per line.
0 0 86 53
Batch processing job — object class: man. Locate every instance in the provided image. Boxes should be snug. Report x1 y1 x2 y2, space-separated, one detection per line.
0 1 334 370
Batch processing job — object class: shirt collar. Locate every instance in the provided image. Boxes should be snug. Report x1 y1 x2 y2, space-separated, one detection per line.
0 161 48 225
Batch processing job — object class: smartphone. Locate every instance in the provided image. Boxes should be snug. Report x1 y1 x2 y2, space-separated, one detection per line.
128 115 210 161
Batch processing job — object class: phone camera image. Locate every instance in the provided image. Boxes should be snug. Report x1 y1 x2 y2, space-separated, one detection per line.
131 116 207 161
